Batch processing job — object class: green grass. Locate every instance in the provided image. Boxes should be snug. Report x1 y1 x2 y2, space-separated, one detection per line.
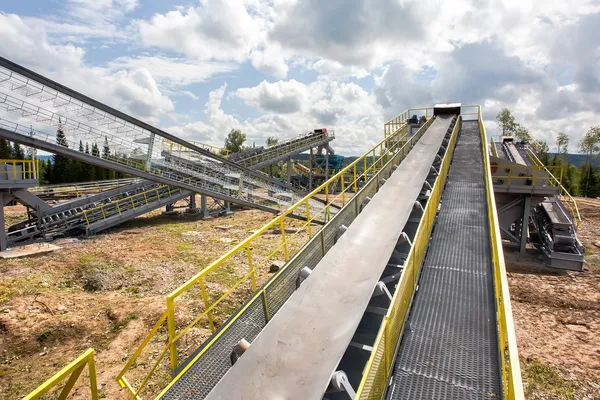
524 359 580 399
111 313 139 332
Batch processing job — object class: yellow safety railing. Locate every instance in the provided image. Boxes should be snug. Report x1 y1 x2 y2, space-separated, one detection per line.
479 106 525 399
384 107 434 137
492 164 563 187
162 140 229 159
0 159 38 181
82 184 184 227
23 348 98 400
526 148 581 227
116 115 435 399
355 115 461 400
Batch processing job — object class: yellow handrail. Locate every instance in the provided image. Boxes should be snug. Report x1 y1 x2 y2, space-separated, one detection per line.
23 348 98 400
116 114 434 399
526 148 581 227
479 106 524 399
0 159 38 181
355 116 461 399
492 164 563 187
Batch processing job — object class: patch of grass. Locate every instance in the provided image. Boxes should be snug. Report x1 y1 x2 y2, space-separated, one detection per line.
0 275 42 304
37 329 52 342
523 359 580 399
176 243 194 252
111 313 138 332
79 254 98 265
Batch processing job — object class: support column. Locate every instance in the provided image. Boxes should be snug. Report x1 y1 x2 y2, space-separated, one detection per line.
0 193 7 252
287 157 292 184
269 164 273 178
309 147 313 191
224 201 231 215
189 194 196 210
201 195 210 219
520 196 531 254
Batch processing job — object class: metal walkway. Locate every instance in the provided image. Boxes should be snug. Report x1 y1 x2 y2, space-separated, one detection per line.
387 121 502 399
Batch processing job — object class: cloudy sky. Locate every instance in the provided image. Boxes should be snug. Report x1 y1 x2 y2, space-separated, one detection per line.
1 0 599 155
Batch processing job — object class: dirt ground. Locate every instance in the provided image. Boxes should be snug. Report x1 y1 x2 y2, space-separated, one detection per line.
2 194 600 399
0 199 310 399
506 197 600 399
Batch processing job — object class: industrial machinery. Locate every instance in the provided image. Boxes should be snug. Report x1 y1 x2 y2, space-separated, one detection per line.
490 135 584 270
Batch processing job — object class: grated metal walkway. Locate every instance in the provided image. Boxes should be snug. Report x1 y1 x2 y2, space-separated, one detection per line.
388 121 502 399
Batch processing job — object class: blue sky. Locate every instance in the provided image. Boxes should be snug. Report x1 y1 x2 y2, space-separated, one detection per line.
1 0 599 155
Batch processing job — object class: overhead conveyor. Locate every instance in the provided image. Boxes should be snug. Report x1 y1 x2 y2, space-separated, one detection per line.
0 56 327 219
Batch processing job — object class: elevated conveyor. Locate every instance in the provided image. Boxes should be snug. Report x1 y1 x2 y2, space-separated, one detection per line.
227 130 334 169
196 116 455 400
0 56 324 218
387 121 502 399
7 180 191 243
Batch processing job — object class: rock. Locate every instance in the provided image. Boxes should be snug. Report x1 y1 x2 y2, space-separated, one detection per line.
593 240 600 248
57 305 67 312
219 238 238 244
40 282 50 287
270 261 285 273
215 225 232 231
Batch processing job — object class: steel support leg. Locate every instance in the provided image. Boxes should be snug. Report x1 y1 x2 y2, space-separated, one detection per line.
189 194 196 210
0 193 7 252
201 195 210 219
520 196 531 254
287 157 292 184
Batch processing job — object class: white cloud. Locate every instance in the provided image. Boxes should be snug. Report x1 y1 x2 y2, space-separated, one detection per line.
138 1 263 63
108 56 236 88
0 13 173 124
235 80 309 114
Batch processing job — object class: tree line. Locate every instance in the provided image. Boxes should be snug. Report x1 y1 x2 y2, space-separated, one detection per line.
0 126 127 185
496 108 600 198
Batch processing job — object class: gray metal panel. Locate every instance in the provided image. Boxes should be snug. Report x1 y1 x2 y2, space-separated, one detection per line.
202 116 454 400
388 121 502 400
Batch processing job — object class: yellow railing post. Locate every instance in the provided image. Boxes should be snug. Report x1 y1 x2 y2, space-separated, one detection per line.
363 157 367 183
280 218 289 261
341 171 346 205
353 164 358 193
247 245 256 291
166 297 178 370
199 277 215 332
305 199 312 237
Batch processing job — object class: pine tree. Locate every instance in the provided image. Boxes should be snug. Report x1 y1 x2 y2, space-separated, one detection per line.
11 142 25 160
52 122 72 183
0 139 11 159
79 140 84 152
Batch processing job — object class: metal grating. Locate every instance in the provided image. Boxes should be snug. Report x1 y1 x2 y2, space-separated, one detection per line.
388 121 502 399
163 295 267 399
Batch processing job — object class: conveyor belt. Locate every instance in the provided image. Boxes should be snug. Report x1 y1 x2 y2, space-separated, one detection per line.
387 121 502 399
164 116 454 400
